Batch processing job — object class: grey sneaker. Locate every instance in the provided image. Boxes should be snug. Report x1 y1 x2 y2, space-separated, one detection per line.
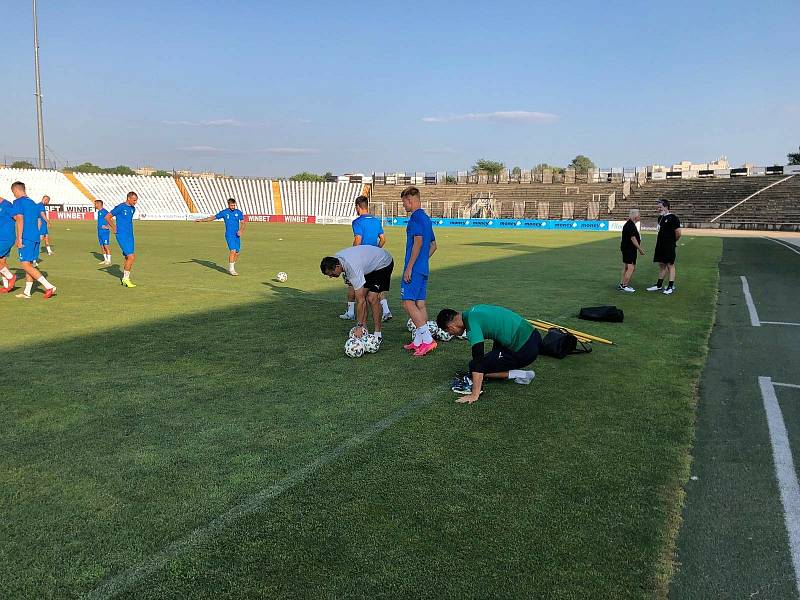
663 287 675 295
339 312 355 320
646 285 662 292
513 370 536 385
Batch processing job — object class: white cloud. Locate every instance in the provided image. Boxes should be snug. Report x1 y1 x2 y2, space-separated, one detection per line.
259 147 319 155
422 111 558 124
177 145 234 154
163 118 257 128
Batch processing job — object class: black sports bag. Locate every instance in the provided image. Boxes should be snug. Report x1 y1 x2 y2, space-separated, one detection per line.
540 328 592 359
578 306 624 322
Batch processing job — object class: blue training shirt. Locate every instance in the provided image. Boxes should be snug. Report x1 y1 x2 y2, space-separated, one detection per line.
0 199 16 239
97 208 109 230
404 208 435 275
352 214 384 247
12 196 42 242
110 202 136 238
215 208 244 237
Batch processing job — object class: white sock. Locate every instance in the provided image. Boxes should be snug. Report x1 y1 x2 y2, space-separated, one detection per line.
347 301 355 314
413 325 425 345
374 331 382 339
104 254 111 262
123 270 130 279
380 299 390 313
0 267 11 278
417 323 434 344
229 262 235 271
24 281 33 295
36 275 53 290
47 246 52 253
1 277 6 287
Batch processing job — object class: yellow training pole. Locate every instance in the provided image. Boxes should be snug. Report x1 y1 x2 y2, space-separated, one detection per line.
527 319 614 345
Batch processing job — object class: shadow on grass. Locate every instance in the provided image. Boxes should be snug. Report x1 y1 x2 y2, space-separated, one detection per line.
184 258 230 274
99 264 123 278
90 251 104 261
0 234 714 599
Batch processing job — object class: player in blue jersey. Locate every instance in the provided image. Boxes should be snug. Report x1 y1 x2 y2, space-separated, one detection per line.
399 186 437 356
339 195 392 321
8 182 57 299
194 197 246 275
0 193 19 293
38 195 53 256
94 199 112 265
106 191 138 287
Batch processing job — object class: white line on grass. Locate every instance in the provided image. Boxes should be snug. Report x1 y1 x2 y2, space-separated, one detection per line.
758 376 800 598
761 321 800 327
85 385 446 599
774 382 800 390
764 237 800 257
740 276 761 327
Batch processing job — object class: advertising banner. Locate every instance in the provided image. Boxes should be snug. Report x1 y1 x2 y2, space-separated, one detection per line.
244 214 316 223
383 217 617 232
47 211 96 221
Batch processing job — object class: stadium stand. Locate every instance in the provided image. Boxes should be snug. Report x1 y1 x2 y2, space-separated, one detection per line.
369 182 624 220
622 175 800 229
279 181 363 217
75 173 189 216
0 168 94 206
181 177 275 215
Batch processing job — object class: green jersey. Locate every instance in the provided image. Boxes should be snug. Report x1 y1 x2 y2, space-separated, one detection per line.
462 304 534 352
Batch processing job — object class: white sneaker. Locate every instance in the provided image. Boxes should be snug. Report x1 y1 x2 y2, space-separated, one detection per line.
382 312 393 322
514 370 536 385
15 293 31 299
339 312 355 320
663 287 675 295
620 285 635 293
646 285 662 292
229 270 239 276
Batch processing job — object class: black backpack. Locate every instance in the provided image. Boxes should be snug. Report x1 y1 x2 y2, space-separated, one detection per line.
540 328 592 359
578 306 624 322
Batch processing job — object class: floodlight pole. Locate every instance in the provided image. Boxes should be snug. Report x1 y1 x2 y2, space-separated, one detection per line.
33 0 46 168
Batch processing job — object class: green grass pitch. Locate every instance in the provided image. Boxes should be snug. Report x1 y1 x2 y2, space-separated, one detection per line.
0 221 721 599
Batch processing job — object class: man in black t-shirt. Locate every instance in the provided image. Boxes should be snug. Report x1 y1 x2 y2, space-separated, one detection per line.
618 208 645 292
647 199 682 295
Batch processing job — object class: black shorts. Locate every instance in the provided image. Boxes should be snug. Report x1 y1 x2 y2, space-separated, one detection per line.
469 330 541 374
653 244 676 265
621 250 637 265
364 261 393 293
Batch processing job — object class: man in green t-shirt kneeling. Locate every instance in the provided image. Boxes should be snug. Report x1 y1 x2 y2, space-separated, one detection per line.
436 304 541 404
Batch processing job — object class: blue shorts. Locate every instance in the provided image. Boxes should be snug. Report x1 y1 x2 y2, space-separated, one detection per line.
225 235 241 252
116 236 135 257
18 240 40 263
0 238 14 258
40 222 49 235
400 271 428 301
98 231 110 246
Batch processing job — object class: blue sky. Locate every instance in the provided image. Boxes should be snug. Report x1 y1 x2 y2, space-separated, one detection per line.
3 0 799 177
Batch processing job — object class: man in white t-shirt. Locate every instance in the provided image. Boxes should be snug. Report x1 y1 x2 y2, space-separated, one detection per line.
321 245 394 342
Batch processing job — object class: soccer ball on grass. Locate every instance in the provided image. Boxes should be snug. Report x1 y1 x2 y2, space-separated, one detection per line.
276 272 288 282
363 334 381 353
344 337 365 358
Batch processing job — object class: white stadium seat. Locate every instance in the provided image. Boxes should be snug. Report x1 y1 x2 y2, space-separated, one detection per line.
0 168 94 206
182 177 274 215
75 173 188 216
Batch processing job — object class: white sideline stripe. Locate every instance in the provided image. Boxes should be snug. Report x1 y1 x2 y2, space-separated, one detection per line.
758 376 800 597
710 175 796 222
740 276 761 327
762 321 800 327
85 386 445 599
765 237 800 257
774 383 800 390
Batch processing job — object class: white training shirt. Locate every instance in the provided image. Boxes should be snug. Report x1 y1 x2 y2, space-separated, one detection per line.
335 245 393 290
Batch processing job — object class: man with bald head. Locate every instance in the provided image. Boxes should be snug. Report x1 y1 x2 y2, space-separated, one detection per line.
618 208 644 292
